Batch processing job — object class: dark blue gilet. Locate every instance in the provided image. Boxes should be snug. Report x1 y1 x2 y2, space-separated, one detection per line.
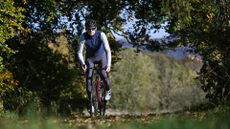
84 30 105 58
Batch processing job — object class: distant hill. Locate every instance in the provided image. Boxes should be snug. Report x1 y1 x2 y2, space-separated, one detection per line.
115 36 203 72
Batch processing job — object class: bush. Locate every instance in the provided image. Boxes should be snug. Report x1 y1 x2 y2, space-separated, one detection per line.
110 49 206 112
3 32 87 116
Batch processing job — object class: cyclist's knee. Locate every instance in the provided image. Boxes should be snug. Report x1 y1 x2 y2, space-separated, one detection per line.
87 76 92 80
101 70 108 77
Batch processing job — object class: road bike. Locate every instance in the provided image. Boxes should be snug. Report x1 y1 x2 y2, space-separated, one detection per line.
89 65 107 116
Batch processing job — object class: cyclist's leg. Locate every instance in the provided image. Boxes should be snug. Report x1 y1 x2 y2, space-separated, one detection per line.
99 56 110 91
86 58 94 99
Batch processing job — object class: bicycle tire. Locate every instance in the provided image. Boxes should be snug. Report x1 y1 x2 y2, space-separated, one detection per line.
91 76 107 116
99 79 107 116
102 90 107 116
90 80 99 116
96 76 102 115
90 67 107 117
96 76 107 116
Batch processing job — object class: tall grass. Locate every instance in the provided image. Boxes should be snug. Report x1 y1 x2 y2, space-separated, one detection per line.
110 49 206 112
0 101 229 129
0 110 67 129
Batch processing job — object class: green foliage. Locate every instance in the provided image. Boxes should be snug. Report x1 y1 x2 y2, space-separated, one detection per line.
110 49 205 112
20 0 167 46
2 0 229 115
0 111 67 129
1 0 124 114
0 0 26 99
0 71 18 96
0 0 25 47
162 0 230 103
2 87 41 116
106 116 230 129
1 102 230 129
4 31 86 115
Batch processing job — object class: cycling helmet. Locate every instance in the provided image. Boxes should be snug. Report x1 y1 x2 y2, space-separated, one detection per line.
85 19 96 28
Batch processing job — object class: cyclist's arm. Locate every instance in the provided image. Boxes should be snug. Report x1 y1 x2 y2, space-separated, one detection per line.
101 32 111 67
77 34 85 65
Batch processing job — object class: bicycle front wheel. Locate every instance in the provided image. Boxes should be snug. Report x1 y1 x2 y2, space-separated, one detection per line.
90 82 99 116
99 81 107 116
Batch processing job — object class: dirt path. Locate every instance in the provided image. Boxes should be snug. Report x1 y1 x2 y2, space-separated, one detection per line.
67 108 182 125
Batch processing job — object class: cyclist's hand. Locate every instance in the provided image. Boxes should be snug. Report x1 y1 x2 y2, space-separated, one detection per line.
106 66 111 73
82 64 87 72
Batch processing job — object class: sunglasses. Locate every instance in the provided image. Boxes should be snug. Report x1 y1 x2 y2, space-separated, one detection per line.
86 27 96 31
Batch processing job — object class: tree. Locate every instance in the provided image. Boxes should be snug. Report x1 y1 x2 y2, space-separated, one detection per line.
3 0 125 114
5 31 87 115
161 0 230 103
5 0 230 114
0 0 26 97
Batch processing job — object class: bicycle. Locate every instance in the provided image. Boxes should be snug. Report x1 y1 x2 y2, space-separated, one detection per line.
89 65 107 116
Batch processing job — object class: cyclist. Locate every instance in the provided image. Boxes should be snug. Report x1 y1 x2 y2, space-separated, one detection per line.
77 19 112 112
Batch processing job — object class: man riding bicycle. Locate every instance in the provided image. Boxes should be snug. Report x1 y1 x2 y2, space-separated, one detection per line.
77 19 112 112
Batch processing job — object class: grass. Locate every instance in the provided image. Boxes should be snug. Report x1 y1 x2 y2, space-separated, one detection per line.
103 103 230 129
0 103 230 129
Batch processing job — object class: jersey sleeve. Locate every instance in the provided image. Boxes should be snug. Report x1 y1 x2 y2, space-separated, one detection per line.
77 34 85 65
100 32 112 67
